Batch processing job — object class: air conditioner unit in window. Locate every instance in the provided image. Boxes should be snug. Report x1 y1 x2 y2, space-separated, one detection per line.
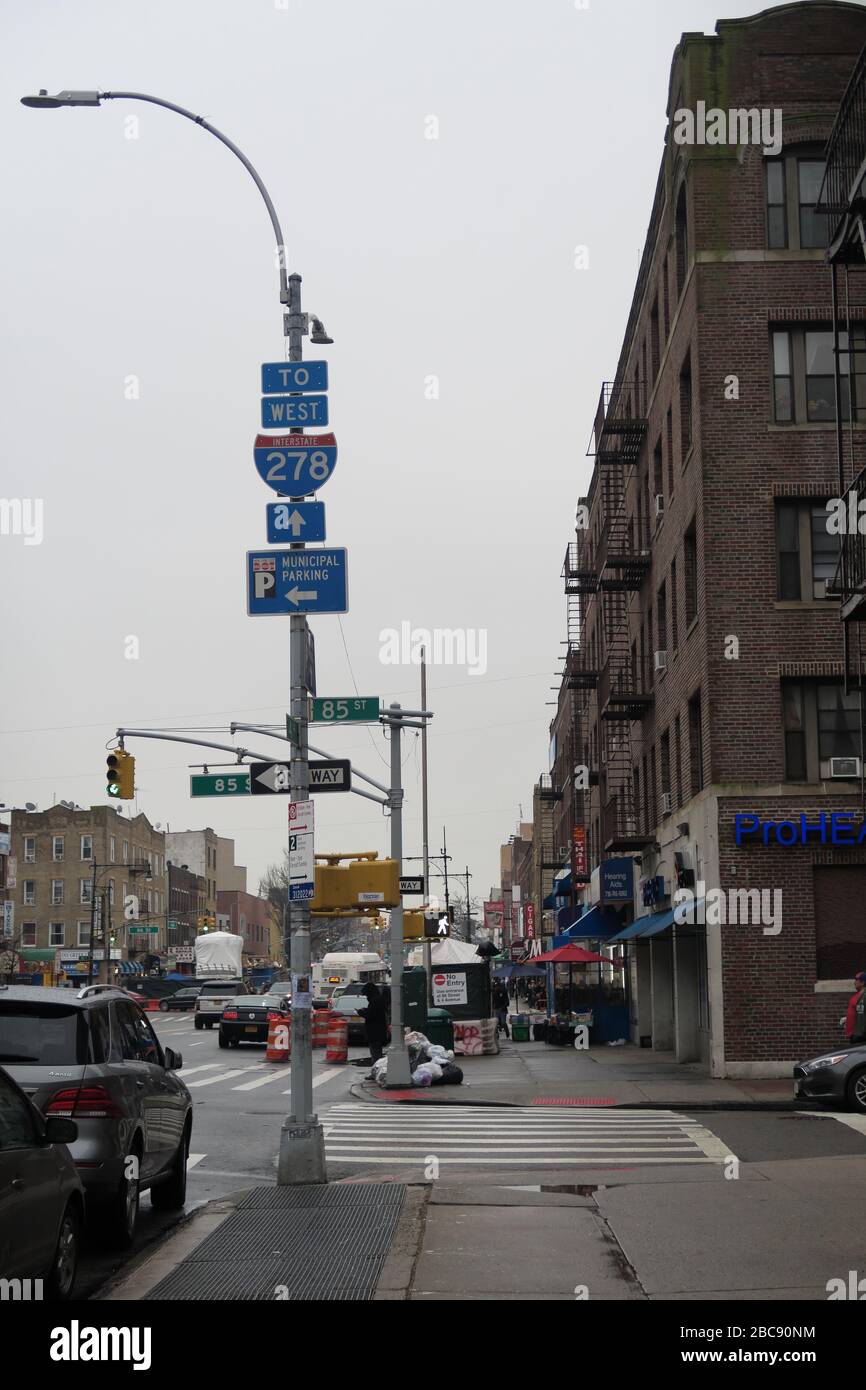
662 792 673 815
814 579 827 599
655 495 665 520
654 649 668 672
623 817 638 837
830 756 861 779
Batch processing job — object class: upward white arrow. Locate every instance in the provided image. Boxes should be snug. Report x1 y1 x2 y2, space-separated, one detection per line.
286 510 306 537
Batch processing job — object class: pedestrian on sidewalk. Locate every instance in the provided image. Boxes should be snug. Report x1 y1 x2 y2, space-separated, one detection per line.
358 982 388 1063
493 981 510 1038
844 971 866 1045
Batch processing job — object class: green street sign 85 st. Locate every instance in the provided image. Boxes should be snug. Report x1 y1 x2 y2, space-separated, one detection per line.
311 697 380 724
190 772 251 798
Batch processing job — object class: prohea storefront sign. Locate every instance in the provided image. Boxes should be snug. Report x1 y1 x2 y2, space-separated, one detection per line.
735 812 866 846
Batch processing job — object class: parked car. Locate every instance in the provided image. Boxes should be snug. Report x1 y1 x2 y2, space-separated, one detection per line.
794 1042 866 1112
195 979 247 1030
219 995 290 1048
0 1065 84 1298
128 978 184 1001
158 987 202 1013
328 993 369 1044
0 984 192 1247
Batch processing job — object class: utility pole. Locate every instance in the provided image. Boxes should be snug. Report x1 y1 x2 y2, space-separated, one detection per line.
421 648 432 1005
278 272 325 1185
464 866 473 941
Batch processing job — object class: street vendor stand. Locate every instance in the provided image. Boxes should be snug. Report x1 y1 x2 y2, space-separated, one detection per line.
527 943 626 1044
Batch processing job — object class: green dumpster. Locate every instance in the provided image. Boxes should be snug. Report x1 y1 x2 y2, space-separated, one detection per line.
425 1007 455 1050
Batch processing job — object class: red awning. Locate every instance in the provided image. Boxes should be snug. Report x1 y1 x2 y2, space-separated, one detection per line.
529 944 625 966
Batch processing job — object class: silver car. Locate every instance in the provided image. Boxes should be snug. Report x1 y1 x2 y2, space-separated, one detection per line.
0 984 192 1248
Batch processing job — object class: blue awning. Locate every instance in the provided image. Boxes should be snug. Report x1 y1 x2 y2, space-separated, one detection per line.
608 906 676 943
119 959 144 974
562 904 622 940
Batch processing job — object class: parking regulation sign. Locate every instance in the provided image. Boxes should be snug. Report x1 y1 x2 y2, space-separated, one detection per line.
288 800 315 902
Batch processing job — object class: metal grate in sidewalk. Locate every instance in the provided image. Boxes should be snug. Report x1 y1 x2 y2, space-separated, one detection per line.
532 1097 618 1106
146 1182 405 1301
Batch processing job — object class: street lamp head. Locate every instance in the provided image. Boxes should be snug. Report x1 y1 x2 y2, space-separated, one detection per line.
309 316 333 345
21 89 102 109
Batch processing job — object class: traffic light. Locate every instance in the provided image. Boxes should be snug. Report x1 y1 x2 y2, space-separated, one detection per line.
312 856 400 912
106 749 135 799
423 910 451 939
403 911 425 941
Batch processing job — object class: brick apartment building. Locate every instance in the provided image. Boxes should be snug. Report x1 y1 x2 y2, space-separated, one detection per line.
217 888 278 965
8 804 167 982
547 2 866 1076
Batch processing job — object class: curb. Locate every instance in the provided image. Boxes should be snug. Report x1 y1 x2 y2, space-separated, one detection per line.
348 1081 800 1111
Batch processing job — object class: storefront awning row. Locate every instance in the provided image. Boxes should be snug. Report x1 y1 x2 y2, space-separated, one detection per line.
119 959 145 974
558 904 622 939
607 902 706 943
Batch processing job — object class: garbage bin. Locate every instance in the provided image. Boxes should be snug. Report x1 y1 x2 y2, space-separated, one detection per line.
425 1007 454 1050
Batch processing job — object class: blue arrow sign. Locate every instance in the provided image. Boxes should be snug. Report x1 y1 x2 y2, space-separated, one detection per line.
267 501 326 543
261 361 328 394
253 432 337 495
262 395 328 429
247 549 348 616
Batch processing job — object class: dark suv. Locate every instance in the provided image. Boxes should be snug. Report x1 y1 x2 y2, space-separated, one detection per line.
0 984 192 1247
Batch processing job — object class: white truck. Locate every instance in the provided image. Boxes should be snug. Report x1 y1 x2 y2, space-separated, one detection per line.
193 931 246 1030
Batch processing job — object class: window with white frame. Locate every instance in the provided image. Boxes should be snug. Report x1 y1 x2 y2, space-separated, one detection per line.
122 840 128 863
77 921 91 947
109 879 115 906
52 835 64 862
49 922 64 946
80 879 92 904
110 835 116 863
22 880 35 905
23 836 36 863
80 835 93 861
21 923 36 946
51 879 64 905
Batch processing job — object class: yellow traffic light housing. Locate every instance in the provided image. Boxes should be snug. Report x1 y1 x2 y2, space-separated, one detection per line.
106 749 135 800
311 854 401 911
403 911 425 941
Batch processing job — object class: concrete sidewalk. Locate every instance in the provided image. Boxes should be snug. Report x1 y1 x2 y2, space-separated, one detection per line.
352 1039 797 1108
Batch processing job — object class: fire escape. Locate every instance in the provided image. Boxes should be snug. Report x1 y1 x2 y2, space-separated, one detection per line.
562 496 599 879
590 380 654 852
819 39 866 810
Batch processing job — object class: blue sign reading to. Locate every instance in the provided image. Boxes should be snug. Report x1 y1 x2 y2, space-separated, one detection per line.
266 501 326 543
247 548 348 616
601 858 634 902
253 432 337 496
261 361 328 394
261 395 328 429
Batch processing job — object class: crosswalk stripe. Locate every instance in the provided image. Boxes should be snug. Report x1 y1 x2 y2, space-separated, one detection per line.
186 1153 206 1170
186 1068 262 1088
281 1066 349 1095
232 1066 293 1091
176 1063 225 1078
324 1155 714 1165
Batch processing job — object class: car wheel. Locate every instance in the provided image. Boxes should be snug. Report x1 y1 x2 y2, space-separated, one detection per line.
218 1031 229 1049
194 1017 203 1030
159 1000 169 1012
100 1148 141 1249
45 1201 81 1300
846 1067 866 1113
151 1123 190 1211
206 1022 214 1030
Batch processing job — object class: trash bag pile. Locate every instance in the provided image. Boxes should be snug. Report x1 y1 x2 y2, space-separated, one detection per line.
368 1030 464 1087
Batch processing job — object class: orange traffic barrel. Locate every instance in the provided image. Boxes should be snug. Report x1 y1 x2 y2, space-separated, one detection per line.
326 1012 348 1064
266 1012 291 1062
312 1009 331 1049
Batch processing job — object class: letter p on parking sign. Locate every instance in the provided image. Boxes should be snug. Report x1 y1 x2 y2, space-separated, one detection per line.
253 555 276 600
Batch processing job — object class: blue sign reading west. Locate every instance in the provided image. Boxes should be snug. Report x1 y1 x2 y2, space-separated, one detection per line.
266 501 326 543
261 360 328 394
247 548 348 616
261 395 328 429
253 432 337 496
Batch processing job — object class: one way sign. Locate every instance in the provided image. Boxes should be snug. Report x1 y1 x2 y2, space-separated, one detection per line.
249 760 352 794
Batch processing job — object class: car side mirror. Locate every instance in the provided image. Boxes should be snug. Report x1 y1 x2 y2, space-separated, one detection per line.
164 1048 183 1070
44 1117 78 1145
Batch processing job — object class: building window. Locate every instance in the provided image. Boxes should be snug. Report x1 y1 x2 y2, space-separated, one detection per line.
80 879 92 905
660 731 671 809
666 406 674 497
23 836 36 863
764 153 828 250
21 923 36 946
78 921 91 947
772 331 793 422
675 183 688 298
122 840 128 863
670 559 678 652
656 582 667 654
684 520 698 627
22 880 35 905
775 501 840 601
108 879 115 906
662 260 670 339
80 835 92 861
765 159 787 248
653 440 663 505
52 835 64 862
689 691 704 795
674 714 683 809
51 879 64 905
680 352 692 458
781 680 861 781
650 301 660 383
649 746 658 827
110 835 116 863
798 159 829 249
49 923 64 946
771 326 865 424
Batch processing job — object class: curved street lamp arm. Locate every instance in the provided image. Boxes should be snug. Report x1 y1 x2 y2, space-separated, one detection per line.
100 91 289 304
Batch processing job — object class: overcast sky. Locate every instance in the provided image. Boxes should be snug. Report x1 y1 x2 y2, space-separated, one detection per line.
1 0 787 902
